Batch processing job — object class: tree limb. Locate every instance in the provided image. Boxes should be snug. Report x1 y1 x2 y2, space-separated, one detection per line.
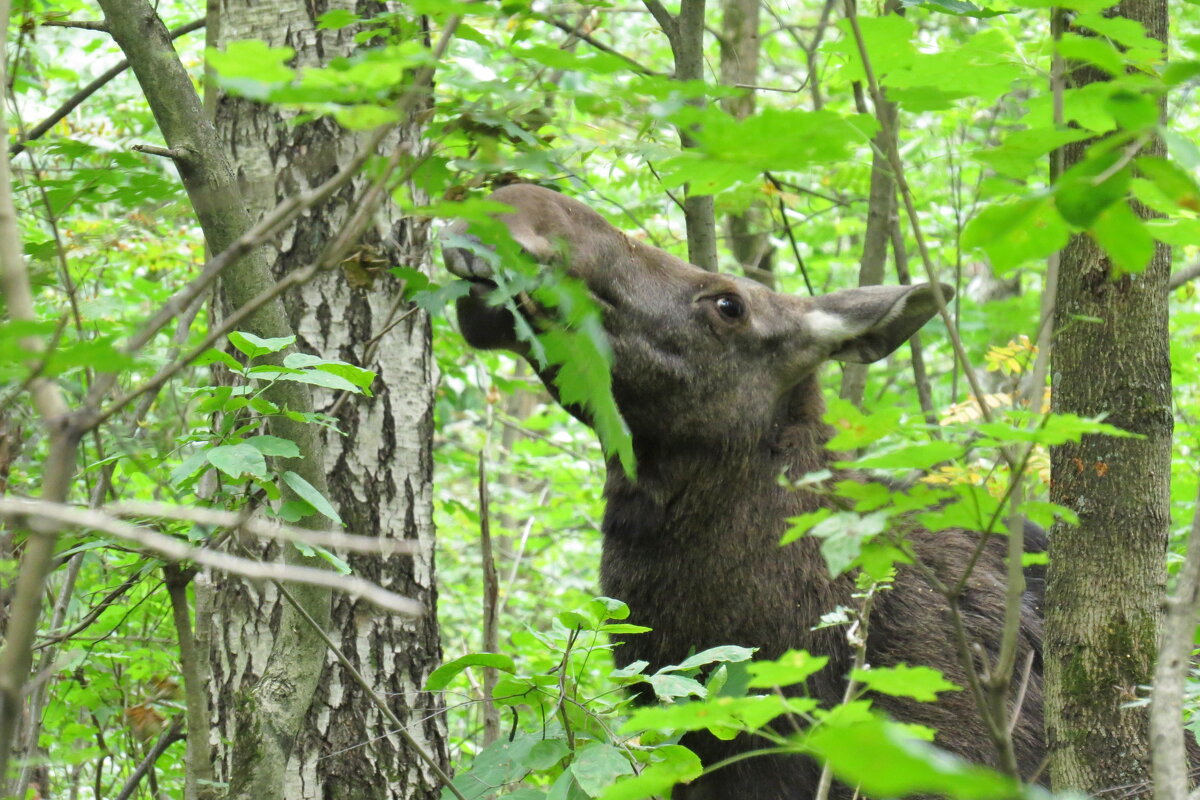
0 498 424 615
9 18 205 157
1169 260 1200 291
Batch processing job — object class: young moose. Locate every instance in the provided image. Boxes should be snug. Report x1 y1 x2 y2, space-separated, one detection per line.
443 183 1045 799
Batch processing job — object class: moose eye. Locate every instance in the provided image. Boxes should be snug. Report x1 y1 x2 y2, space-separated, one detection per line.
714 295 746 321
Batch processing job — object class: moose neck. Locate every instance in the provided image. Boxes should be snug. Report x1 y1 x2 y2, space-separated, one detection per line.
600 373 837 547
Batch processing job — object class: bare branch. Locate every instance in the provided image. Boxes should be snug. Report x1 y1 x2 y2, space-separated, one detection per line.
9 19 205 157
1169 260 1200 291
540 15 660 75
131 143 187 159
0 499 424 615
113 716 185 800
40 19 109 30
110 501 418 555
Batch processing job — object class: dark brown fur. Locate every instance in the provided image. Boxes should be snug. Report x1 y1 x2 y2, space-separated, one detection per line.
443 184 1045 799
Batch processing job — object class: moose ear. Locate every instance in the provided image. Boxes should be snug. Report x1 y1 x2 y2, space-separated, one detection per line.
807 283 952 364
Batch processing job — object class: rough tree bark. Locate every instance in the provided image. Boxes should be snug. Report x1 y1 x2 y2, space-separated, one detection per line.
196 2 444 799
1045 0 1171 793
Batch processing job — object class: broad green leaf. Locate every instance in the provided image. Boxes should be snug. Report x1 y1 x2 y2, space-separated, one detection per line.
245 435 301 458
824 398 903 449
671 645 757 672
281 470 343 525
974 127 1092 181
252 368 360 393
572 743 635 797
1104 89 1160 132
898 0 1004 16
194 348 244 371
851 664 961 701
808 511 891 577
623 694 795 735
206 443 268 479
228 331 295 359
1057 32 1124 77
1136 156 1200 212
425 653 516 691
538 320 635 478
170 450 209 486
600 746 702 800
646 673 707 700
806 715 1019 799
962 196 1070 273
528 739 570 770
830 15 918 82
332 104 401 130
316 8 360 29
848 440 962 471
1090 201 1156 275
747 650 830 689
782 508 834 546
1055 150 1131 228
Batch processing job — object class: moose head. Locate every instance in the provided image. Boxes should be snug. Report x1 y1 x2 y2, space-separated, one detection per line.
443 183 950 451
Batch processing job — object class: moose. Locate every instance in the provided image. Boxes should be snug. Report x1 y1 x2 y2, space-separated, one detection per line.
442 183 1045 799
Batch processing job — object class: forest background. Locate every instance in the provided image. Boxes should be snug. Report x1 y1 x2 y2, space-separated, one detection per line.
3 0 1200 798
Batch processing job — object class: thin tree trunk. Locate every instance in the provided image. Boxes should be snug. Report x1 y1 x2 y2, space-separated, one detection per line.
719 0 773 286
840 0 899 407
199 3 444 799
1045 0 1171 792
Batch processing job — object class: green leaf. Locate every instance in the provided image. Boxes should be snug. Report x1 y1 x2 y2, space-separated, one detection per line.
806 715 1019 799
670 646 757 672
245 435 301 458
849 440 961 471
194 348 244 371
823 399 903 449
1055 150 1131 228
851 664 961 701
1057 32 1124 77
170 450 209 486
538 318 635 477
808 511 890 577
1136 156 1200 212
645 673 708 700
572 744 635 797
624 694 795 736
747 650 830 689
228 331 295 359
316 8 360 29
206 443 268 479
600 746 702 800
898 0 1004 16
281 470 343 525
251 368 360 393
962 196 1070 273
425 653 516 692
332 104 401 131
1090 201 1156 276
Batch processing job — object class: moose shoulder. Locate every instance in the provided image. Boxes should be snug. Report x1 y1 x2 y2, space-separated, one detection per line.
443 183 1044 799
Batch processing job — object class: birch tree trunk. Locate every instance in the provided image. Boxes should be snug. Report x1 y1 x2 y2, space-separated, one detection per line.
195 3 445 798
1044 0 1170 792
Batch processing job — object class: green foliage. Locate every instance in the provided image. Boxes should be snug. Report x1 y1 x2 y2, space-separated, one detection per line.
8 0 1200 795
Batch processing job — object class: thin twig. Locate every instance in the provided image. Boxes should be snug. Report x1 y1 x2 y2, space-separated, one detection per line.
540 15 659 75
0 499 424 615
9 19 205 157
109 501 418 555
113 716 185 800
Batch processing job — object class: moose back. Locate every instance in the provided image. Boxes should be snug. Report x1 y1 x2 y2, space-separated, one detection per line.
442 183 1044 799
